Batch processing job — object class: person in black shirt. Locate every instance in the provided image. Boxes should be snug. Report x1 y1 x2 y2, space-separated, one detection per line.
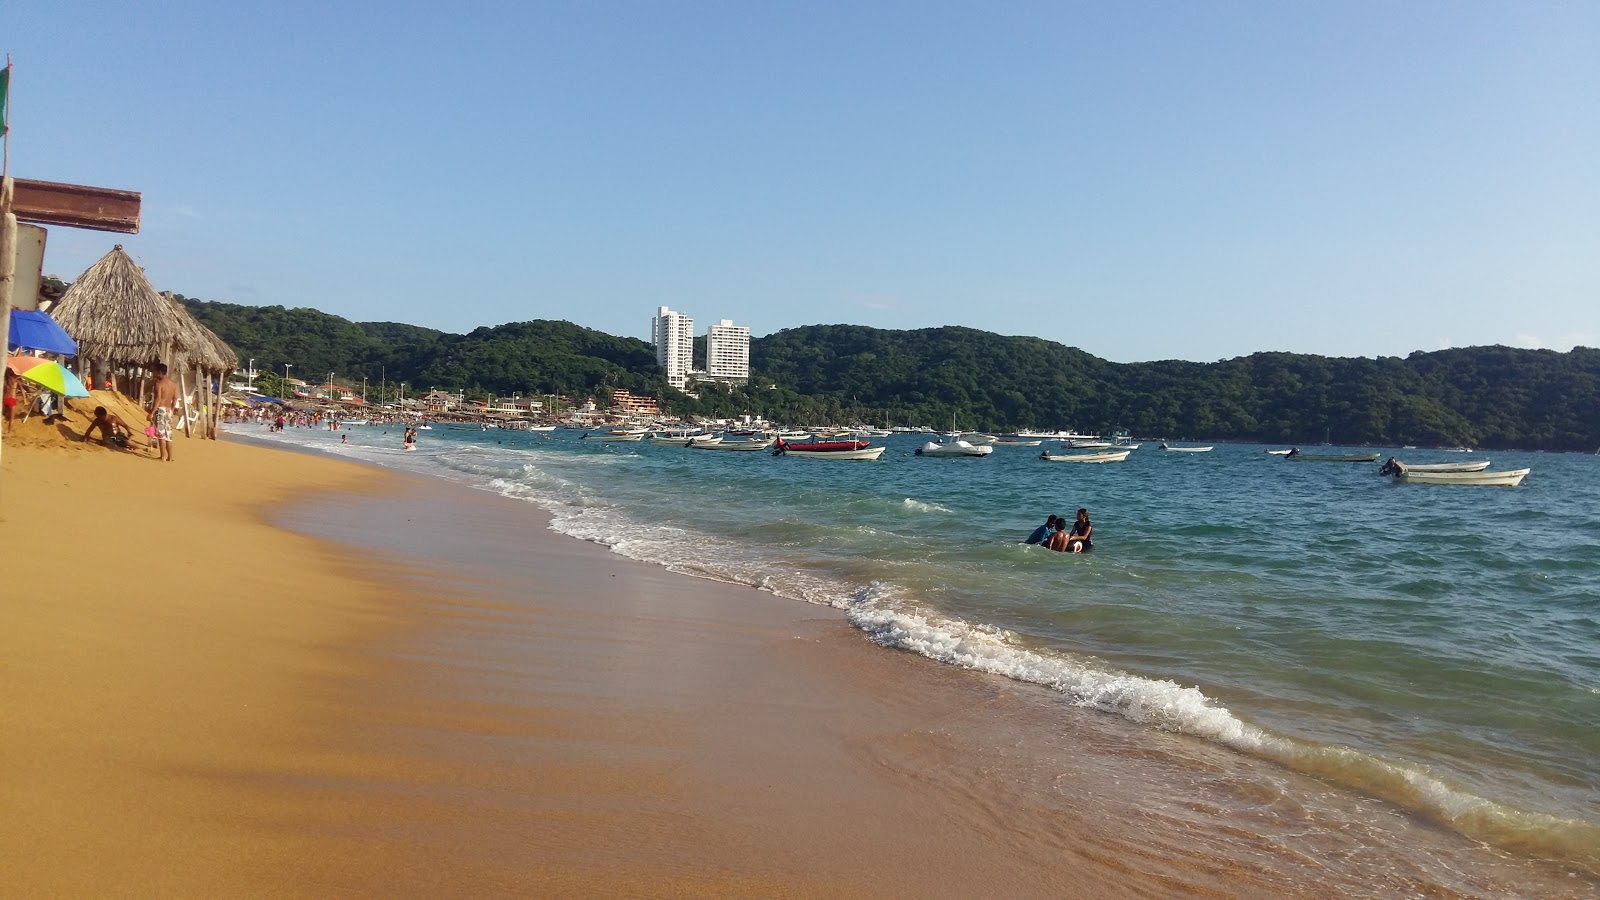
1065 508 1093 552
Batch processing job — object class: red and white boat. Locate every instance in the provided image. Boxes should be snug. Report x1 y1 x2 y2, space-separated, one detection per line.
773 439 886 460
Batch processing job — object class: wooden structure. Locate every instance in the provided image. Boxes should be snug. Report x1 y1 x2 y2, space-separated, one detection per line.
49 245 235 438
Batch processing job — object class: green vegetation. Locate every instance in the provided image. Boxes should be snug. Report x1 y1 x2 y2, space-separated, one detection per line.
178 299 1599 451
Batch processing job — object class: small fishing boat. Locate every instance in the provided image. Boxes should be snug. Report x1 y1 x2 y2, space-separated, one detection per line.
992 439 1043 447
915 439 992 457
1387 460 1492 473
692 436 774 451
650 432 717 447
1065 439 1118 450
773 439 886 460
1284 450 1380 462
1394 468 1530 486
1265 449 1293 455
958 432 998 446
527 425 557 432
1160 443 1213 453
1040 449 1131 463
581 432 644 442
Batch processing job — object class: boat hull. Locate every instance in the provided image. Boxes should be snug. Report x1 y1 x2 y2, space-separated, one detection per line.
1395 468 1529 486
1041 450 1131 463
1393 460 1492 473
692 437 774 451
915 440 992 457
778 446 886 460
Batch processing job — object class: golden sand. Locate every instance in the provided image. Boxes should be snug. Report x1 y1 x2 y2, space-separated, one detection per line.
1 397 399 896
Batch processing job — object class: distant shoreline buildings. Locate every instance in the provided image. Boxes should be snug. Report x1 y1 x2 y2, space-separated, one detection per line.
651 306 749 390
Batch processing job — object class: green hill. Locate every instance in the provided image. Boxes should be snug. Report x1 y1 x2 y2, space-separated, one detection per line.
175 298 1599 451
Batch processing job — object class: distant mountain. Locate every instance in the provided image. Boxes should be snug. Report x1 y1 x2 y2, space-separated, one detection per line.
175 297 1598 451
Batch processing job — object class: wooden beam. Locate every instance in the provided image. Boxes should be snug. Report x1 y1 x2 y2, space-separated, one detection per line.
12 178 141 234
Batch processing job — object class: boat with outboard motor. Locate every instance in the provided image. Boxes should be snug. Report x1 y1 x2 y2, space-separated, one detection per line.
1040 449 1131 463
1159 443 1213 453
1284 449 1380 462
772 439 886 460
1393 467 1530 486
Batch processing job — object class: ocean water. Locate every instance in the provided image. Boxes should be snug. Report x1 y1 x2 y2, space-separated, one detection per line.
239 423 1600 875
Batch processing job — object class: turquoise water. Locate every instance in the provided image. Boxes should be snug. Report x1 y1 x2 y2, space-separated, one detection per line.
244 424 1600 870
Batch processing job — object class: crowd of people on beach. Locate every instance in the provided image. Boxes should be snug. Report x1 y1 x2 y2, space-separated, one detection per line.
1023 509 1094 553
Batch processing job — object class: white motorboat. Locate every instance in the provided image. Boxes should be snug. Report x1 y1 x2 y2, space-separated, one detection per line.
1389 460 1492 473
992 439 1043 447
915 440 992 457
1160 444 1213 452
1065 439 1117 450
958 432 998 446
1040 449 1131 463
1394 468 1529 486
527 425 557 432
650 433 717 446
1266 449 1293 455
582 430 644 442
692 436 774 451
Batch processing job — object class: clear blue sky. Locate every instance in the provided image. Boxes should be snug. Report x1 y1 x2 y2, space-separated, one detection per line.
11 1 1598 362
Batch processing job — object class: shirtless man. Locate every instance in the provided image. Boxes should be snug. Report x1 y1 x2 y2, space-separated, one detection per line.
149 363 178 461
84 406 134 447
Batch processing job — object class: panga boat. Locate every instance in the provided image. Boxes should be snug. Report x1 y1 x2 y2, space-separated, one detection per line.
692 436 774 451
773 439 886 460
650 432 717 446
581 431 644 442
1159 444 1213 453
1266 449 1293 455
1284 450 1380 462
992 438 1043 447
1394 468 1529 486
1040 449 1131 463
915 439 992 457
1387 460 1492 473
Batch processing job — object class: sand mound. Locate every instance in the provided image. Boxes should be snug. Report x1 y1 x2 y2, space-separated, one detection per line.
5 389 159 453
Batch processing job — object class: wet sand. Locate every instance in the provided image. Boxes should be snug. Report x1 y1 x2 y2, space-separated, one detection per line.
3 414 1592 896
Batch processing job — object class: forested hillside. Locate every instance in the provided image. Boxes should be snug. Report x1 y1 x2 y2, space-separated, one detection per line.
176 298 1598 451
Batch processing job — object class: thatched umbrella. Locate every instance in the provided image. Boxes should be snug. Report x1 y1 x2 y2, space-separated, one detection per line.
51 245 194 392
163 293 238 438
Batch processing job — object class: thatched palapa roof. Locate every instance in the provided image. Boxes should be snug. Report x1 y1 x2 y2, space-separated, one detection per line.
162 292 237 373
52 245 192 366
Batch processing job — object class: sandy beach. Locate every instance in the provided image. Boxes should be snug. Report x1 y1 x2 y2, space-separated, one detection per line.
3 402 1591 897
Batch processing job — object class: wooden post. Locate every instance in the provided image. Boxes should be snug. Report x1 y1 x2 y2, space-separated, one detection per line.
177 368 192 439
0 176 17 488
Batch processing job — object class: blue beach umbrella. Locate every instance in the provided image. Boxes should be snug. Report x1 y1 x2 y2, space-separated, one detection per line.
7 309 79 356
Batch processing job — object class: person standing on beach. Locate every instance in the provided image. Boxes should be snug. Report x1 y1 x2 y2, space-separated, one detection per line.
149 363 178 462
3 369 18 434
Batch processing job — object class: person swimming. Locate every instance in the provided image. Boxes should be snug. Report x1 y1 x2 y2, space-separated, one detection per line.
1024 514 1059 545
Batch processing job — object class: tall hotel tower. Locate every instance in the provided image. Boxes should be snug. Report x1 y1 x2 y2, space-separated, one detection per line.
705 319 751 383
651 306 694 389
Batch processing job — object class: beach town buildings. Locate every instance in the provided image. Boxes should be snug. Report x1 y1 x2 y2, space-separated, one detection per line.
651 306 694 390
609 388 662 417
650 306 751 389
703 319 750 385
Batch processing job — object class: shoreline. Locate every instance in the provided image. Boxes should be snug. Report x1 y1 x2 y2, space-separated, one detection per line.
3 426 1593 895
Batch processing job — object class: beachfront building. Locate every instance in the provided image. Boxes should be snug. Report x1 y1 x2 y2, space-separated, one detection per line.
609 388 661 417
651 306 694 389
704 319 750 385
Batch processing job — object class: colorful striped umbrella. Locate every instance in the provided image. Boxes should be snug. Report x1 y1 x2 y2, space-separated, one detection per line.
5 356 91 398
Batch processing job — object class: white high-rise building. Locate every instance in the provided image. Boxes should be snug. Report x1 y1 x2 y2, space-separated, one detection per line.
651 306 694 389
705 318 750 384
